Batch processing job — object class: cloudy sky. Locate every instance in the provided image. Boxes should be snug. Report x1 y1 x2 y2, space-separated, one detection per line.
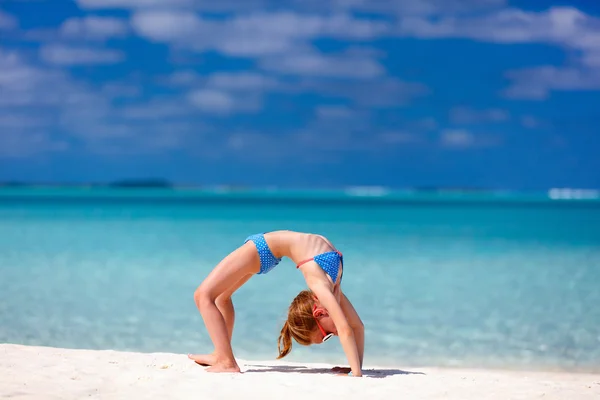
1 0 599 189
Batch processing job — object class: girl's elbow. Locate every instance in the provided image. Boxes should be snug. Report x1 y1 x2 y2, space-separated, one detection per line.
350 319 364 331
337 326 355 339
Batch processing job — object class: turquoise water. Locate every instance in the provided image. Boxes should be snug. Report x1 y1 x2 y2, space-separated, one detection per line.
1 188 599 372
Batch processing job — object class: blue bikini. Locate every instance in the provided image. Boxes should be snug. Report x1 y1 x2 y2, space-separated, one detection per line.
244 233 344 283
295 251 344 284
244 233 282 275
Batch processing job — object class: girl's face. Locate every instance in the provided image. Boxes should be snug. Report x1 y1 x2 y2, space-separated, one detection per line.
311 305 338 344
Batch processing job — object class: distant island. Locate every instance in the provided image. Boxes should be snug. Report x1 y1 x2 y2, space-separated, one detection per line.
107 179 173 188
0 180 497 192
0 179 256 191
0 179 176 189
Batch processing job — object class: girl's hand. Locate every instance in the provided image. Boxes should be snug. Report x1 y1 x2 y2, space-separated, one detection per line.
307 282 362 376
331 366 351 374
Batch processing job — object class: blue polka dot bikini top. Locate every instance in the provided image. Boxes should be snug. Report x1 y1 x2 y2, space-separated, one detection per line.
296 250 344 284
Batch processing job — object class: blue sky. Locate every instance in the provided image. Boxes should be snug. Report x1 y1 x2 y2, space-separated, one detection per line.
0 0 599 189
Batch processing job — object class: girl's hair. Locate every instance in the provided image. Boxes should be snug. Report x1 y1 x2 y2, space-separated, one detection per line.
277 290 318 359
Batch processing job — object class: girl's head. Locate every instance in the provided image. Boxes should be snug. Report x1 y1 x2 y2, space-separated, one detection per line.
276 290 338 359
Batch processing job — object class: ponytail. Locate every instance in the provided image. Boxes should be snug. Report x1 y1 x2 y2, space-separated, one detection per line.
277 321 293 359
275 290 318 359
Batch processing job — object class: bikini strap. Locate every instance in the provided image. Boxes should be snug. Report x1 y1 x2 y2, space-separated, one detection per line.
295 257 314 269
295 250 342 269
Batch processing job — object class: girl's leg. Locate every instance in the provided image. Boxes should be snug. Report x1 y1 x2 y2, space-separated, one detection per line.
218 273 254 340
192 242 259 373
188 273 253 366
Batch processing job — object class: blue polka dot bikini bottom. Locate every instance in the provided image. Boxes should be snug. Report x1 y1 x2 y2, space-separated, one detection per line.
244 233 282 275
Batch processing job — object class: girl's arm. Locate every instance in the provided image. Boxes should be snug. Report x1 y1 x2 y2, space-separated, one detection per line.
308 281 362 377
340 292 364 368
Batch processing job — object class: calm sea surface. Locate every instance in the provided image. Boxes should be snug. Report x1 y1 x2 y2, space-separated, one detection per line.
1 188 599 372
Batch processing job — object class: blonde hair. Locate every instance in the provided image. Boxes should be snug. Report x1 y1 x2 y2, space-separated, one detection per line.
277 290 317 359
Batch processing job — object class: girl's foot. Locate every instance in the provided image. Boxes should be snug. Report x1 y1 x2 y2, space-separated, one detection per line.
206 362 241 373
187 353 215 366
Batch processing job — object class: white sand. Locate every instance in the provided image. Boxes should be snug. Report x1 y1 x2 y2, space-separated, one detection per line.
1 344 599 400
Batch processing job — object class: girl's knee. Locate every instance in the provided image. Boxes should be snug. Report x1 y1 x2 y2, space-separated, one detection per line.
194 286 215 309
215 295 232 309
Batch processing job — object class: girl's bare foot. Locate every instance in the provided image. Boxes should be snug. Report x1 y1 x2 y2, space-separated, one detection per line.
187 353 215 366
206 362 241 373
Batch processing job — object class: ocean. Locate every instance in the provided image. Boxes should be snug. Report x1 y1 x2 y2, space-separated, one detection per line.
1 188 599 372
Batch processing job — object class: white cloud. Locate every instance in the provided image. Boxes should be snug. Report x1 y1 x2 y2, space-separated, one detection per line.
260 51 384 78
300 77 428 107
207 99 403 160
73 121 195 155
165 68 423 111
398 7 600 62
0 113 51 129
177 72 278 114
59 16 129 40
582 49 600 68
0 112 65 159
319 0 506 17
219 122 421 164
164 57 415 109
449 106 509 124
0 50 73 157
0 49 68 105
76 0 506 16
130 10 208 43
290 128 381 153
57 96 199 155
394 6 600 100
521 115 540 129
503 66 600 100
0 50 38 87
213 34 297 57
76 0 195 10
413 117 438 131
94 0 268 11
205 72 280 91
153 71 279 116
0 131 69 158
130 10 391 57
101 82 140 98
126 5 600 102
378 131 420 144
0 10 17 30
440 129 474 148
39 45 125 65
220 130 346 165
165 70 201 86
315 105 354 119
12 1 597 162
227 11 391 40
0 47 197 158
439 129 500 149
188 89 261 114
119 99 195 120
399 7 592 44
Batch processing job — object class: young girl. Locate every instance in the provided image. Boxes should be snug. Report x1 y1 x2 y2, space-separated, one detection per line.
188 230 365 377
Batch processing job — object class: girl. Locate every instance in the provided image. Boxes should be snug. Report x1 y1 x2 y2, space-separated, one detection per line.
188 230 365 377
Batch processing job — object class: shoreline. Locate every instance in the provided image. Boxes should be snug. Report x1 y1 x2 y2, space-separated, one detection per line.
2 344 598 399
4 342 599 376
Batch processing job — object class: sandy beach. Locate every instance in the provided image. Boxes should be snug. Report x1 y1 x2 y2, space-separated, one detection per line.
1 344 598 400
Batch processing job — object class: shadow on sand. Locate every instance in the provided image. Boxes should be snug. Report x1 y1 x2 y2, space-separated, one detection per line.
243 364 425 378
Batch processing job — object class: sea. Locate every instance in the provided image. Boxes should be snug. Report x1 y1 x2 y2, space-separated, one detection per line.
1 187 599 372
